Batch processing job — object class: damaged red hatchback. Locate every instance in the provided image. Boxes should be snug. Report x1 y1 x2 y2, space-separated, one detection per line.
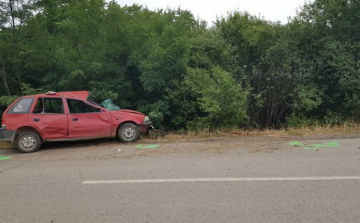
0 91 153 153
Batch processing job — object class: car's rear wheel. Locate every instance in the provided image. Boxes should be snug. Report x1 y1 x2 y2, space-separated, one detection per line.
15 131 41 153
118 123 140 143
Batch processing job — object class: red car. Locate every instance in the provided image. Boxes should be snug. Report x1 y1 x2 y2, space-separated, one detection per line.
0 91 153 153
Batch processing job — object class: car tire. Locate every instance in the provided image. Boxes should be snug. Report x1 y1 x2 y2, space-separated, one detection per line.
15 131 41 153
118 123 140 143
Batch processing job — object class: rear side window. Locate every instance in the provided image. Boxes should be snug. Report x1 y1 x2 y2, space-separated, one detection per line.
33 98 64 114
67 99 101 113
8 98 34 113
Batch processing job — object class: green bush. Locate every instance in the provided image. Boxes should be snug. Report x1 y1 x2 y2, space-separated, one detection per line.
286 115 319 128
185 66 248 130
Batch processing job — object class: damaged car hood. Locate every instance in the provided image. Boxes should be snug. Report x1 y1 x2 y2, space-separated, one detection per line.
110 109 145 116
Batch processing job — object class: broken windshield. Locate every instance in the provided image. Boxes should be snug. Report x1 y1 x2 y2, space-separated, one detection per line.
87 99 121 111
99 99 120 111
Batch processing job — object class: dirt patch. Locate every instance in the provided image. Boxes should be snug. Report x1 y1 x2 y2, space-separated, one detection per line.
133 136 287 158
247 147 280 154
1 127 359 160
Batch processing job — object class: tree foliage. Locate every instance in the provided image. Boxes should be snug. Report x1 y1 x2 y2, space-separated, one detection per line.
1 0 360 130
185 67 247 130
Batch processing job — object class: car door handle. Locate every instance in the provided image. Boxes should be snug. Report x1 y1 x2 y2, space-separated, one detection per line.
72 118 78 121
33 118 40 122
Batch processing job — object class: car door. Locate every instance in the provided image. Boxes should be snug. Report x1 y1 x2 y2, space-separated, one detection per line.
66 99 111 139
28 97 68 140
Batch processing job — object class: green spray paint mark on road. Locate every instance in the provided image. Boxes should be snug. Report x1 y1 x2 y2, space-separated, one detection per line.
303 144 325 150
326 142 339 147
0 156 11 161
290 141 304 147
303 145 323 150
290 141 339 150
137 144 159 149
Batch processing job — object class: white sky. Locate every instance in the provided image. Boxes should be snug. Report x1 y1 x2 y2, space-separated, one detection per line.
115 0 311 25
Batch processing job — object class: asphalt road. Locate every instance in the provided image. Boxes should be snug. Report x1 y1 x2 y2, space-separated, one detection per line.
0 136 360 223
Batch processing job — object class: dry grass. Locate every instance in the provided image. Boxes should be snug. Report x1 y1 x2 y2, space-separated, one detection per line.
285 125 360 137
145 125 360 142
0 141 12 149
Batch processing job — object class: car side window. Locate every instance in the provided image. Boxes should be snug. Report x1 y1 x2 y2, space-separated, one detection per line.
67 99 101 113
33 98 64 114
9 98 34 113
33 99 43 113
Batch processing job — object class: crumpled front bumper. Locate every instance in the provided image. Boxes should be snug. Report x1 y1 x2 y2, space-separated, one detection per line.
0 126 15 142
140 121 154 134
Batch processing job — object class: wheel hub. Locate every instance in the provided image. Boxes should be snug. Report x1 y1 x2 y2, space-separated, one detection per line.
123 128 135 139
21 136 36 149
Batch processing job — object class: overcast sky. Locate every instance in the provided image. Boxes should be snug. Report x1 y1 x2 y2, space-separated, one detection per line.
115 0 310 25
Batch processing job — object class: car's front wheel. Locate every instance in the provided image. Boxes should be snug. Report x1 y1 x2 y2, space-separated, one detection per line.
118 123 140 143
15 131 41 153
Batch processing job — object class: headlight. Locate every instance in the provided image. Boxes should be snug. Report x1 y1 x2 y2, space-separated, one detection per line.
144 116 150 122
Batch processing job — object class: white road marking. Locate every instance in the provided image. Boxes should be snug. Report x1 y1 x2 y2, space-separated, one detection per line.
82 176 360 184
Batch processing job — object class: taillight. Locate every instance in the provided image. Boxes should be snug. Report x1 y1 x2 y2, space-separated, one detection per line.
1 119 5 128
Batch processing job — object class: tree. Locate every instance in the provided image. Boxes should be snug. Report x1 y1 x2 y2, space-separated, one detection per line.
292 0 360 124
185 67 248 130
0 0 38 96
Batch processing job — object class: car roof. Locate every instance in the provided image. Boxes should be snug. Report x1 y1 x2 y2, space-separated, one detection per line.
23 91 89 100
